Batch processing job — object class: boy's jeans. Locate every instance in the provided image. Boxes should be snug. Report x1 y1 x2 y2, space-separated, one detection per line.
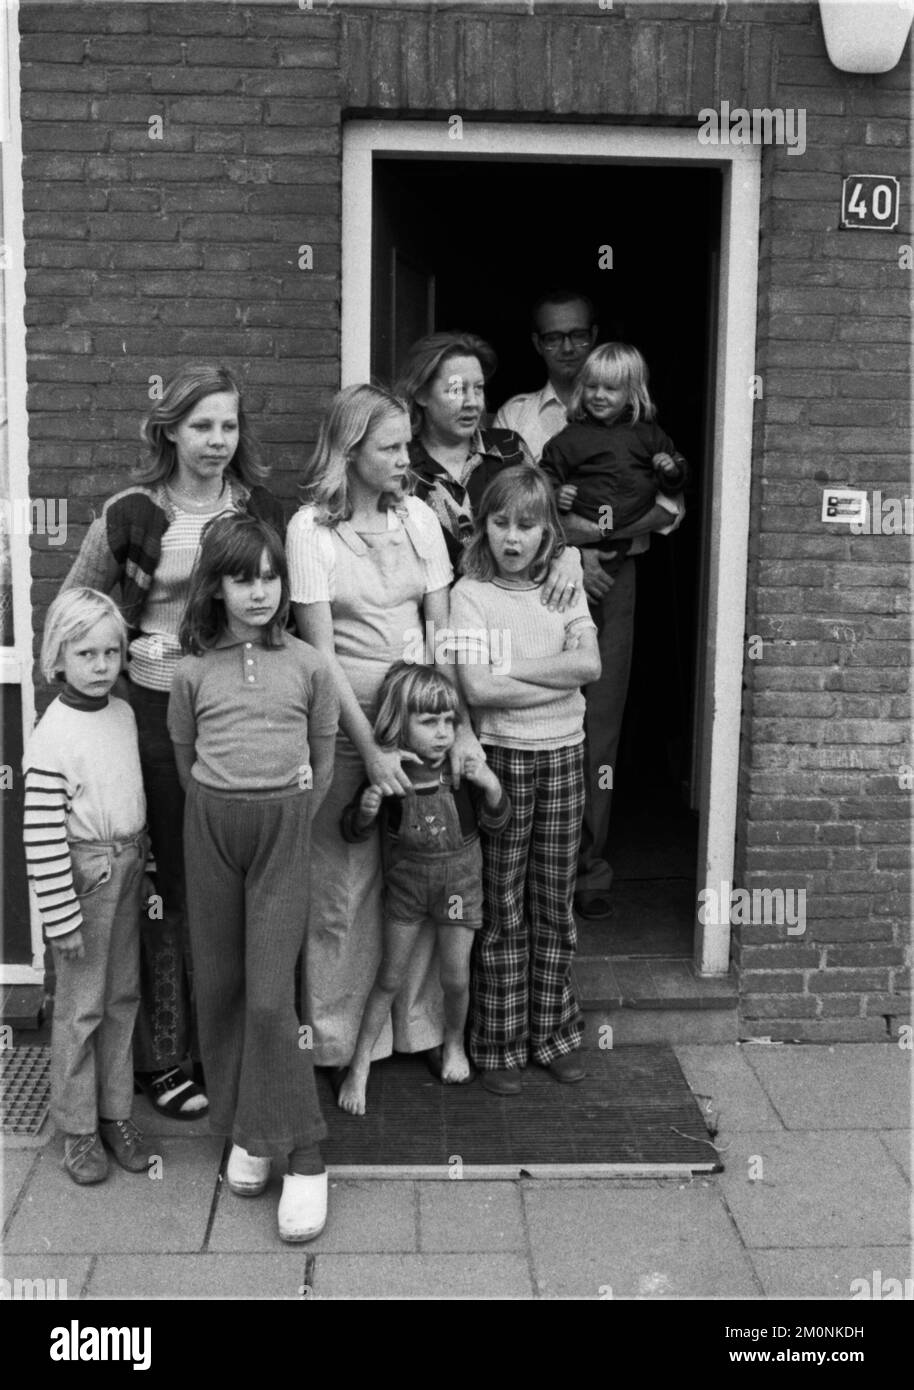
50 833 147 1134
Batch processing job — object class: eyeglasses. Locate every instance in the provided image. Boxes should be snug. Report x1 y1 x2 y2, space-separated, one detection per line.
536 330 593 351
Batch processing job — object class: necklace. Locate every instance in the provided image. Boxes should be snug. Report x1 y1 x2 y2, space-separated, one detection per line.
167 476 229 511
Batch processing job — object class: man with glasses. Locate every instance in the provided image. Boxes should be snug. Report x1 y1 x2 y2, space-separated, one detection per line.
494 290 599 462
496 289 685 921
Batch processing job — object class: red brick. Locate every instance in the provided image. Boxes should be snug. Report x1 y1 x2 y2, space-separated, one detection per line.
126 155 231 181
465 17 495 111
862 993 911 1017
742 996 818 1019
23 125 107 152
740 971 807 994
105 245 204 271
809 969 891 993
194 132 244 155
21 64 108 93
29 356 111 383
402 13 433 109
516 19 551 112
368 18 403 108
168 97 265 126
146 69 244 96
149 6 246 36
88 36 185 64
735 945 820 969
19 35 88 63
741 1019 888 1041
817 996 865 1017
247 11 338 42
243 128 339 156
116 130 202 160
184 38 280 68
825 945 907 967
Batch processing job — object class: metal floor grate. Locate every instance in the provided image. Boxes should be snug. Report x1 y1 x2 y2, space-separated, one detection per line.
319 1045 721 1177
1 1045 51 1136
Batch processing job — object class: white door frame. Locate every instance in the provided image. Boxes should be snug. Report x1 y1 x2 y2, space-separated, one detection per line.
342 121 760 976
1 0 42 984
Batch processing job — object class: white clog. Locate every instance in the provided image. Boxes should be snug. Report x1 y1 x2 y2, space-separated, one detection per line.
277 1171 328 1242
226 1143 271 1196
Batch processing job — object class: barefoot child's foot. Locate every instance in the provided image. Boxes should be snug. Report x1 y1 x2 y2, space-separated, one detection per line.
337 1067 369 1116
441 1036 472 1084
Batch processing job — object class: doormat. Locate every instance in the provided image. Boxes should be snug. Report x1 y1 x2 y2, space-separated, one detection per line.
318 1045 720 1178
0 1045 51 1137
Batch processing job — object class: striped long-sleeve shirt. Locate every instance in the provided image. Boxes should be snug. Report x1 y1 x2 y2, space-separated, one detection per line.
22 695 146 939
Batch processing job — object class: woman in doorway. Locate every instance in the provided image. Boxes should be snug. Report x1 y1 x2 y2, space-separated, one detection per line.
60 363 285 1120
396 331 583 606
286 383 482 1080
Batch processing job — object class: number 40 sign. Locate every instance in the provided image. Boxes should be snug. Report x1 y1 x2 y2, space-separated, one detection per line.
841 175 900 231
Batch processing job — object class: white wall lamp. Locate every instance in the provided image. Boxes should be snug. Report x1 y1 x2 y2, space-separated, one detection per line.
819 0 914 73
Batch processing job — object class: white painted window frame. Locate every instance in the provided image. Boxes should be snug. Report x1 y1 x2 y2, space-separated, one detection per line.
2 0 42 983
342 120 760 976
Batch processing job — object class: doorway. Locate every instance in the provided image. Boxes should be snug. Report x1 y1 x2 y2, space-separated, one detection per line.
370 156 719 958
342 122 761 976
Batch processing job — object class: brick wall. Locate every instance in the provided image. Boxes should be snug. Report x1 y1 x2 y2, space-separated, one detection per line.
18 1 912 1038
20 0 344 627
736 15 912 1041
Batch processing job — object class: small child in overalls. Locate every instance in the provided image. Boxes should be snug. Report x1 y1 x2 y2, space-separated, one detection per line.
336 662 510 1115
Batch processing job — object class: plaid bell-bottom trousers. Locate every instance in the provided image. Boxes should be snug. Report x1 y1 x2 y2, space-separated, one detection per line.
470 743 586 1072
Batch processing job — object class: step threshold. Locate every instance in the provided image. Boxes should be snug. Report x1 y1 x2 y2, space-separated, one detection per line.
327 1161 720 1180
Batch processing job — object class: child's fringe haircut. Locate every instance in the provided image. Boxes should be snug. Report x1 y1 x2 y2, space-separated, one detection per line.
460 465 562 584
179 513 289 655
373 661 461 751
41 588 128 684
568 342 656 425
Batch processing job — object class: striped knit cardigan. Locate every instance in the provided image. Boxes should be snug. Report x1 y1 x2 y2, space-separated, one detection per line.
60 478 286 633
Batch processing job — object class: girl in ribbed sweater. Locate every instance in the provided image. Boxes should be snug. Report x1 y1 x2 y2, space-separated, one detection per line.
450 467 601 1096
23 589 154 1185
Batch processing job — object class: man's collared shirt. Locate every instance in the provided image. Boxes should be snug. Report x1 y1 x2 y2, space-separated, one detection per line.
493 382 568 464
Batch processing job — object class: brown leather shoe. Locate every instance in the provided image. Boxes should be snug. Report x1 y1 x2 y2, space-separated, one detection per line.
99 1118 154 1173
480 1068 522 1096
64 1132 109 1185
545 1052 586 1084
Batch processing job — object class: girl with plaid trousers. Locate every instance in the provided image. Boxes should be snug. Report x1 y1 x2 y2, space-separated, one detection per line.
450 467 601 1096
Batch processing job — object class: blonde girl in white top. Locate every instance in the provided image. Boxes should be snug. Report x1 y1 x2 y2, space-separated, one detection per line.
286 384 484 1077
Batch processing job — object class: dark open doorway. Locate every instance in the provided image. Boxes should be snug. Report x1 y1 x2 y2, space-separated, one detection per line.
371 156 722 957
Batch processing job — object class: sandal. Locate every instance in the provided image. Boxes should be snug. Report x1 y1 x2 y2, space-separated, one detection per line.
135 1067 209 1121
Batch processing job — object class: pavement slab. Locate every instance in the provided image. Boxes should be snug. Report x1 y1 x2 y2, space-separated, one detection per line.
418 1181 526 1252
310 1251 534 1299
208 1177 417 1253
749 1245 914 1300
0 1255 93 1299
4 1136 223 1254
2 1149 40 1226
523 1179 761 1298
743 1044 911 1130
717 1131 910 1249
86 1254 312 1300
674 1044 784 1132
877 1130 911 1181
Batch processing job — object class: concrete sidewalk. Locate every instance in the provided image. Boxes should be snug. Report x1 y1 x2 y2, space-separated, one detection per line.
2 1043 910 1300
